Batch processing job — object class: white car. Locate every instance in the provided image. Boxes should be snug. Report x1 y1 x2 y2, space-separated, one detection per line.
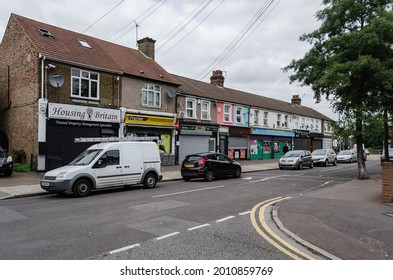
337 150 357 163
311 149 337 166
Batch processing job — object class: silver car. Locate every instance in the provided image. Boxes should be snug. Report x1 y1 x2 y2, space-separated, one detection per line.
311 149 337 166
279 150 313 170
337 150 357 163
380 148 393 164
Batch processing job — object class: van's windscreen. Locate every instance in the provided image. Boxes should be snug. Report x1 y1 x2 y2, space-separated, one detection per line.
68 149 103 166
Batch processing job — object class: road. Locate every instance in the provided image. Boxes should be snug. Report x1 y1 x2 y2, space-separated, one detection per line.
0 160 382 260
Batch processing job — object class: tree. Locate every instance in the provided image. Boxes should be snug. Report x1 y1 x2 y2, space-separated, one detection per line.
284 0 393 179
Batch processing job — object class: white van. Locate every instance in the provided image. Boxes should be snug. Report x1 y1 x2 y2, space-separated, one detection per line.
40 141 162 197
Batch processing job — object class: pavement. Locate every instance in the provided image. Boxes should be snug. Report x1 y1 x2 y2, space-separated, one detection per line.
1 156 392 260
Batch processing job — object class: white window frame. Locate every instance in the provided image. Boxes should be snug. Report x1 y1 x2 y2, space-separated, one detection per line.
201 100 211 120
71 68 99 100
186 98 196 119
277 114 281 127
223 104 232 122
236 107 243 123
284 115 288 127
254 110 259 125
141 83 161 107
263 112 268 126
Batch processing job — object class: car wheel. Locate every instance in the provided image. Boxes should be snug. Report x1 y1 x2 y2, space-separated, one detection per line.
73 178 92 197
143 173 157 188
310 161 314 169
205 170 215 181
182 176 191 181
234 167 241 178
325 159 329 167
333 159 337 166
298 162 303 170
350 158 353 163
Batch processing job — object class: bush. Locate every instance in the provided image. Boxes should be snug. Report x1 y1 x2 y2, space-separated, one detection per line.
13 163 31 173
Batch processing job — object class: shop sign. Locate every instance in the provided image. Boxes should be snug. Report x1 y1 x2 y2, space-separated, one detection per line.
125 114 174 127
48 103 120 123
181 124 218 132
295 129 310 137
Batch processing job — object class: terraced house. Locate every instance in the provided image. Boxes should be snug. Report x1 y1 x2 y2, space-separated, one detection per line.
0 13 334 171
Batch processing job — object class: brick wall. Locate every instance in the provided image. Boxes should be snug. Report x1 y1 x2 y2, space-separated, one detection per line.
381 162 393 203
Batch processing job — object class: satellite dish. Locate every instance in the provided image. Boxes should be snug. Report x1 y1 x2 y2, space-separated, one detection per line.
167 89 175 100
49 73 65 88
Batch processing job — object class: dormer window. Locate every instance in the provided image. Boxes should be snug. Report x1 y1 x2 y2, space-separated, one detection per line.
77 38 92 49
37 27 54 38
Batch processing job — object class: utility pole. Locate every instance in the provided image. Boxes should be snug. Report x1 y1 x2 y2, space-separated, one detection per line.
135 21 139 47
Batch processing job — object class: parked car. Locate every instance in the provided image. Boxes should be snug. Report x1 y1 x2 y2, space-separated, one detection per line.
40 141 162 197
336 150 357 163
181 152 241 181
0 146 13 177
380 148 393 164
311 149 337 166
278 150 313 170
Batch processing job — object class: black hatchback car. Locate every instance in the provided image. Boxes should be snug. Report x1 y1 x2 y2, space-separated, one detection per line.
181 152 242 181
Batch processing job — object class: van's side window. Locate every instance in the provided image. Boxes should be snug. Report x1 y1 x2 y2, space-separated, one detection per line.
100 150 120 166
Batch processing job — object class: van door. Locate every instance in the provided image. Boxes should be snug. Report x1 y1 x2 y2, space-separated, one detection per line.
121 144 143 185
94 149 123 188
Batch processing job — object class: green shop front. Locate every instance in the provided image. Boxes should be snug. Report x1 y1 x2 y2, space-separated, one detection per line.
250 128 294 160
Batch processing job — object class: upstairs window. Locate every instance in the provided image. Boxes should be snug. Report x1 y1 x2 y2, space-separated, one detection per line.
236 107 243 123
277 114 281 127
224 104 232 122
284 115 288 127
71 68 99 100
201 100 210 120
77 38 92 48
254 110 259 125
186 98 196 118
263 112 268 125
142 84 161 107
37 27 54 38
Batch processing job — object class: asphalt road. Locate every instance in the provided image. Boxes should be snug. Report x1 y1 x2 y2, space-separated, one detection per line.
0 160 381 260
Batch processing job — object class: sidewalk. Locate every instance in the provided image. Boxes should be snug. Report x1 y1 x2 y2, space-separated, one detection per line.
1 157 392 259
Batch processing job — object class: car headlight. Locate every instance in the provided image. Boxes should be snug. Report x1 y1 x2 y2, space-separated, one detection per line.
6 156 12 163
56 172 68 180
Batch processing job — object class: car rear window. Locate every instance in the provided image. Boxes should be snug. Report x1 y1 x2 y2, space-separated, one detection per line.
185 155 202 162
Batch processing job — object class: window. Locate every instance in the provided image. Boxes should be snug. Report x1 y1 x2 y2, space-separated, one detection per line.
77 38 92 48
201 100 210 120
277 114 281 127
224 104 232 122
284 115 288 127
236 107 243 123
37 27 54 38
186 98 196 118
71 68 99 99
142 84 161 107
100 150 120 166
254 110 259 125
263 112 268 125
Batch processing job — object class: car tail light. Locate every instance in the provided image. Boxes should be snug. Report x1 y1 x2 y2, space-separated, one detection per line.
198 157 206 166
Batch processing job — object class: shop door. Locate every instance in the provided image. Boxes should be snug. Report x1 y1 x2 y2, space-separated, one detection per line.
262 140 273 159
179 135 209 163
257 140 264 160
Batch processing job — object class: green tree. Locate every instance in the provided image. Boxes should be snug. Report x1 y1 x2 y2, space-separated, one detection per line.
284 0 393 179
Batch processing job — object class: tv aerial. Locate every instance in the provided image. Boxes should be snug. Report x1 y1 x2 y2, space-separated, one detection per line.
48 73 65 88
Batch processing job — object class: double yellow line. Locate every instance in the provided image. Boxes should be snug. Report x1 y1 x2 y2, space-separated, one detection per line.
251 197 315 260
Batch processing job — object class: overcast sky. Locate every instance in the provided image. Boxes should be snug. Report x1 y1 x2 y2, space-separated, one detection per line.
0 0 337 120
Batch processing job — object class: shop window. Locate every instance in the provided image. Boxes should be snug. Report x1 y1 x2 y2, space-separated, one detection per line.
142 84 161 107
71 68 99 100
186 98 196 118
201 100 211 120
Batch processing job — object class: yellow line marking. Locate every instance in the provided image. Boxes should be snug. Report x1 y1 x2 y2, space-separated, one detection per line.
251 197 315 260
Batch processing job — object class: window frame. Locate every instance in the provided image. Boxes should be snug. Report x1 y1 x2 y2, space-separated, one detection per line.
263 112 268 126
141 83 161 107
186 98 196 119
201 100 211 120
236 106 243 123
71 68 100 100
277 114 281 127
223 104 232 123
254 110 259 125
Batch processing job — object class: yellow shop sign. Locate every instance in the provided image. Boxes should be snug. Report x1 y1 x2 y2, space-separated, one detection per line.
125 114 174 127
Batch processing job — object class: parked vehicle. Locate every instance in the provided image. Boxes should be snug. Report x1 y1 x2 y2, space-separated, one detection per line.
40 141 162 197
181 152 241 182
0 146 13 177
278 150 313 170
380 148 393 164
336 150 357 163
311 149 337 166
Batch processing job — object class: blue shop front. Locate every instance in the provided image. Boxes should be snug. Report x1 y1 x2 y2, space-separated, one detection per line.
250 127 294 160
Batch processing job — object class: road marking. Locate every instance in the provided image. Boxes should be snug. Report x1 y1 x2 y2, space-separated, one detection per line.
249 175 284 184
216 216 236 223
242 177 253 180
239 211 251 216
109 243 140 254
251 197 315 260
152 185 226 198
187 224 210 231
156 232 180 240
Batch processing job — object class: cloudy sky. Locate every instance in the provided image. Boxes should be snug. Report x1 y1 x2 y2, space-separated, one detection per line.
0 0 337 120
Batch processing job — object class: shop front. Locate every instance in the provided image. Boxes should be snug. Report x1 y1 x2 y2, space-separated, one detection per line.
310 132 324 151
293 129 310 151
45 103 121 171
123 112 176 165
228 126 250 160
177 122 219 164
250 128 294 160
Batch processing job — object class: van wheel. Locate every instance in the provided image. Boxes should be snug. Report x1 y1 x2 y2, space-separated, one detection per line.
143 173 157 188
73 178 92 197
205 170 215 181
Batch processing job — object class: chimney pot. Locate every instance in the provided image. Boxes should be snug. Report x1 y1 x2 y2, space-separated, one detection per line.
291 94 302 105
210 70 225 87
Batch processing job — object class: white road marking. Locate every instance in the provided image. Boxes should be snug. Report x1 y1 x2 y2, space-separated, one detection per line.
109 243 140 254
187 224 210 231
216 216 235 223
249 175 284 184
242 177 253 180
152 185 226 198
239 211 251 216
156 232 180 240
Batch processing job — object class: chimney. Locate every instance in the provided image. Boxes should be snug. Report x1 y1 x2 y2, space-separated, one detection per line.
210 70 225 87
137 37 156 60
291 94 302 105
